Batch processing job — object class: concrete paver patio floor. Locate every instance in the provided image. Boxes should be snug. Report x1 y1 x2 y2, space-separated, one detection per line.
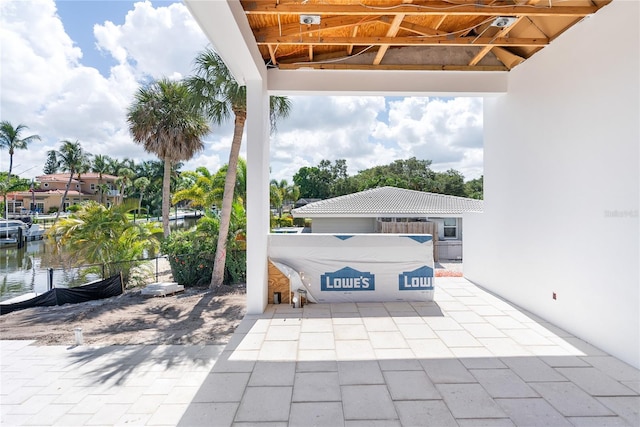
2 277 639 426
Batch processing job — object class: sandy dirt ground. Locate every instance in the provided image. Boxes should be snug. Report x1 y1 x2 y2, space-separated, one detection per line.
1 258 460 346
0 284 247 346
0 257 247 346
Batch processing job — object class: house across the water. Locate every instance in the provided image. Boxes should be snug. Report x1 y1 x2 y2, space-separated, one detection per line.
6 173 120 215
291 186 483 261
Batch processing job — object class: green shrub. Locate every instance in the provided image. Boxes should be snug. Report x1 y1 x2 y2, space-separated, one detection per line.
48 206 59 214
278 215 294 227
67 204 82 213
161 218 247 287
46 201 162 285
161 230 216 287
292 217 305 227
226 250 246 284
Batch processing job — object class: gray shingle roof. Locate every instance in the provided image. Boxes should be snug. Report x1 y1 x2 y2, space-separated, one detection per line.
291 186 483 217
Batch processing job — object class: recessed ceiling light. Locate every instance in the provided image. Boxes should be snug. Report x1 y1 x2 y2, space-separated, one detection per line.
300 15 321 25
491 17 517 28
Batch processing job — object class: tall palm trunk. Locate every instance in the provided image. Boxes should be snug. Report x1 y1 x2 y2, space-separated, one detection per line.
56 173 74 221
98 174 104 205
3 150 14 218
211 111 246 289
8 149 14 178
162 159 171 237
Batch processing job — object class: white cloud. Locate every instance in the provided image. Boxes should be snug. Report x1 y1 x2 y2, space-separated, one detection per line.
94 1 207 80
270 96 483 182
1 0 483 186
373 97 483 179
0 0 210 179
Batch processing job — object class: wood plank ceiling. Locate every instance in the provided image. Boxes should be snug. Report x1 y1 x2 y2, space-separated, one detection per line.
241 0 612 71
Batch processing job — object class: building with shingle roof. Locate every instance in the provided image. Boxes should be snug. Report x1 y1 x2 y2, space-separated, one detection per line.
291 186 483 261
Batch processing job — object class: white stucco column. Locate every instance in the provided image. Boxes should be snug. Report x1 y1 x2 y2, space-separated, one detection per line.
245 79 270 314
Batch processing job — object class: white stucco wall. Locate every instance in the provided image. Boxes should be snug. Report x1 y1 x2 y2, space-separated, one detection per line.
464 1 640 368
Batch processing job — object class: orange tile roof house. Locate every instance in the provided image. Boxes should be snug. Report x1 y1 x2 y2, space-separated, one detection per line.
6 173 120 215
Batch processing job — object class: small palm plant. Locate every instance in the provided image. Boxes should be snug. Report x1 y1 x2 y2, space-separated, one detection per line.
47 201 163 284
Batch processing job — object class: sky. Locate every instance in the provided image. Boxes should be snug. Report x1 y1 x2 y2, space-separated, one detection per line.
0 0 484 184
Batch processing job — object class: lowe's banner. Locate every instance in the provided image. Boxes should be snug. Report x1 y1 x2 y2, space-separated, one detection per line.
269 234 434 303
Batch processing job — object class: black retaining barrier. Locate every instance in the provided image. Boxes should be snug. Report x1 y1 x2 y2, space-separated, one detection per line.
0 274 124 315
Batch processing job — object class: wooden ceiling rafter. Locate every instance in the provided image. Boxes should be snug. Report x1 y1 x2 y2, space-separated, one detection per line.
347 26 359 55
374 13 406 64
253 15 381 40
244 0 611 72
256 36 548 46
385 17 447 37
276 63 509 71
241 2 598 17
267 44 278 65
373 0 413 65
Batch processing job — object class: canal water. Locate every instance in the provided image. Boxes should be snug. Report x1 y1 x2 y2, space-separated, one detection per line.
0 217 198 303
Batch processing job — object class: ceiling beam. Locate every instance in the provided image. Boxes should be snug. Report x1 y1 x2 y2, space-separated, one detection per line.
373 0 413 65
253 16 380 40
374 12 407 65
278 48 366 65
492 47 525 69
379 17 447 36
241 2 598 17
267 44 278 65
347 26 359 55
256 36 548 47
276 63 508 71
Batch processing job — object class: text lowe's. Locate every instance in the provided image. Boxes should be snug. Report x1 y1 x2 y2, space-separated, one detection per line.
399 266 434 290
321 267 375 291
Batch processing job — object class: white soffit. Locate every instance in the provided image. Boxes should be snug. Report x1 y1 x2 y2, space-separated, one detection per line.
184 0 265 83
267 69 508 96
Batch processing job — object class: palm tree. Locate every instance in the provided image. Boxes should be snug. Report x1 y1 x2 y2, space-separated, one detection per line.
133 176 150 218
47 140 91 221
270 179 300 218
270 182 283 218
210 157 247 207
127 78 210 237
0 121 41 178
187 47 291 289
0 121 41 213
173 166 219 212
135 160 164 216
106 157 121 176
91 154 110 204
47 200 162 282
115 167 134 205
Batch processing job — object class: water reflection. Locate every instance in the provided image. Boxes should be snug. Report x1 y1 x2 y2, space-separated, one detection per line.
0 217 198 302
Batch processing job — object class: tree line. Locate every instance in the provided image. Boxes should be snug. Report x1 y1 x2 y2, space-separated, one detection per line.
293 157 483 200
1 47 291 290
2 46 484 290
